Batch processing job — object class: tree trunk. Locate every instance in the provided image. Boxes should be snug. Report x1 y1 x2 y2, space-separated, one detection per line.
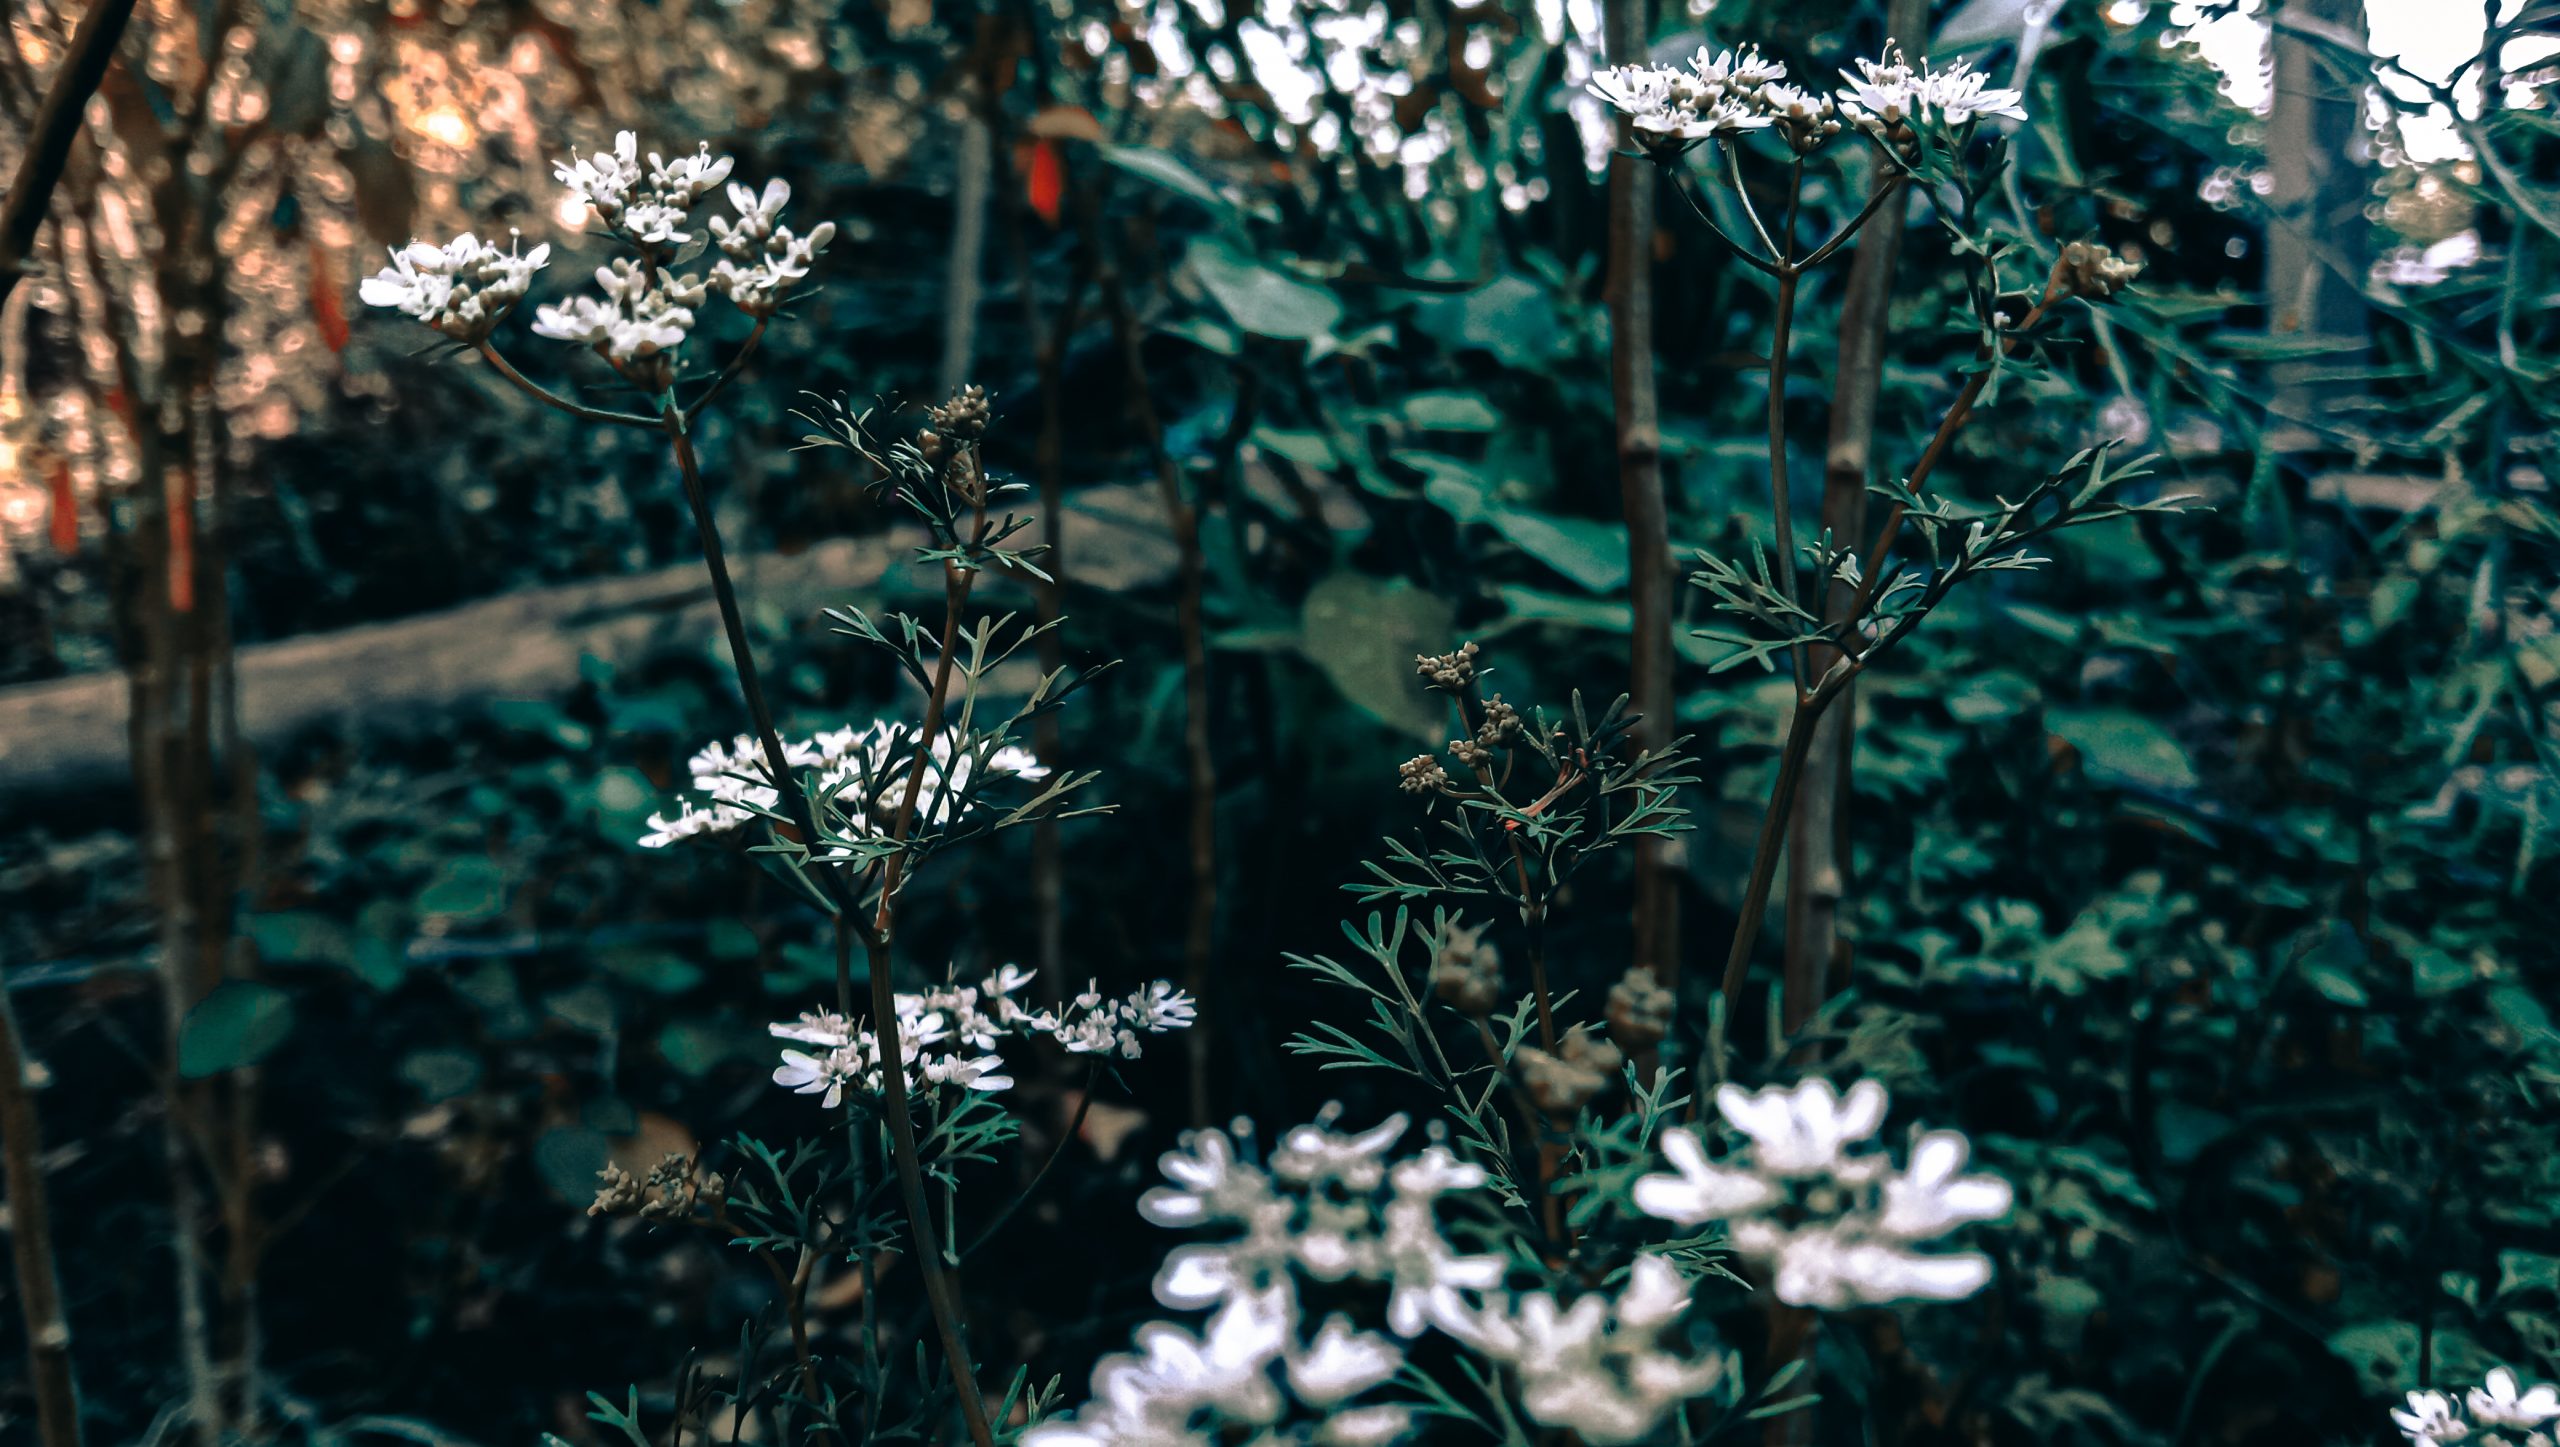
1606 0 1679 987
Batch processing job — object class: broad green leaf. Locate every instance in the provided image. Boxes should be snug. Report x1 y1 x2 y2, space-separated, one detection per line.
1485 510 1629 593
416 855 509 919
1186 238 1341 341
1401 391 1500 431
2045 706 2200 791
1098 144 1231 212
1493 584 1631 633
534 1126 611 1205
1298 573 1454 741
179 981 297 1078
400 1048 482 1102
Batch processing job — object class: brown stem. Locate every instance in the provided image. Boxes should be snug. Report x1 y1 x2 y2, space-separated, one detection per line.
1785 132 1921 1039
1716 668 1851 1019
657 405 834 869
0 0 138 310
1769 20 1924 1432
1844 293 2058 631
1096 224 1218 1127
0 989 83 1447
1766 263 1805 692
1604 0 1678 987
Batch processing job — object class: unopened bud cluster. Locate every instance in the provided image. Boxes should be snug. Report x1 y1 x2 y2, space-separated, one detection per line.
590 1152 727 1221
1518 1026 1624 1115
1606 965 1675 1051
2052 240 2143 302
1414 642 1481 692
1429 920 1503 1016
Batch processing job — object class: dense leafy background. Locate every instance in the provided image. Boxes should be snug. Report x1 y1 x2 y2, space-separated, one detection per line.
1 0 2555 1443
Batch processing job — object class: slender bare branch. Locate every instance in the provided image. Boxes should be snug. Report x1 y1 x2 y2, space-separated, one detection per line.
0 0 139 309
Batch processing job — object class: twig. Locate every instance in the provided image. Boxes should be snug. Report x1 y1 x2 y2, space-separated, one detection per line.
0 0 139 309
959 1064 1100 1261
0 989 83 1447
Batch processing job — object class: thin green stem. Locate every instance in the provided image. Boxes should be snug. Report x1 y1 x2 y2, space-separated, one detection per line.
658 404 836 873
1716 663 1854 1018
480 342 657 429
960 1064 1100 1262
859 464 998 1447
1766 263 1806 693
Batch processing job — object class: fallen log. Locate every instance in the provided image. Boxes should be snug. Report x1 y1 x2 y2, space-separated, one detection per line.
0 487 1180 801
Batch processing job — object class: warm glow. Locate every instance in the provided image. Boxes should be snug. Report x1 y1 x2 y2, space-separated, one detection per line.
411 105 475 149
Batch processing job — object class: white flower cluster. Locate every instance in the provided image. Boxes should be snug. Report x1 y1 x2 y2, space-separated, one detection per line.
2396 1368 2560 1446
362 132 836 373
1633 1078 2013 1309
1034 1111 1728 1447
357 232 550 342
1834 44 2026 136
1442 1255 1724 1445
1585 41 2023 157
1027 1284 1409 1447
551 133 735 242
636 721 1046 850
531 257 702 365
706 178 839 317
770 965 1196 1106
1586 46 1790 149
1031 1112 1479 1447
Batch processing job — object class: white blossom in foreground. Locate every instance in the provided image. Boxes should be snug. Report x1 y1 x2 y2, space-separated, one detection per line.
637 721 1047 849
1139 1111 1503 1337
1834 44 2026 138
1024 1285 1409 1447
770 964 1195 1105
1031 1112 1470 1447
2394 1368 2560 1445
1633 1078 2013 1309
358 232 550 342
1039 1108 1744 1447
1441 1255 1724 1446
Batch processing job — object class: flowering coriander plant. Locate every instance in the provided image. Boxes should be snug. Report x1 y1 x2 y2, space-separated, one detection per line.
357 27 2168 1446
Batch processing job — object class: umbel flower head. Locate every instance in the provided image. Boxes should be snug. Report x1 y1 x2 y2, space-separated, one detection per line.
1834 43 2026 140
358 231 550 342
1632 1077 2014 1309
362 132 835 384
1586 45 1787 158
2393 1366 2560 1446
636 720 1046 850
1441 1254 1725 1446
769 964 1195 1106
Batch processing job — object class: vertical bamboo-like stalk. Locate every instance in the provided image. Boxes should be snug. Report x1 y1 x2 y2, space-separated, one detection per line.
1085 200 1218 1125
1605 0 1679 985
999 137 1088 1002
0 989 84 1447
940 113 992 398
1782 0 1927 1035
